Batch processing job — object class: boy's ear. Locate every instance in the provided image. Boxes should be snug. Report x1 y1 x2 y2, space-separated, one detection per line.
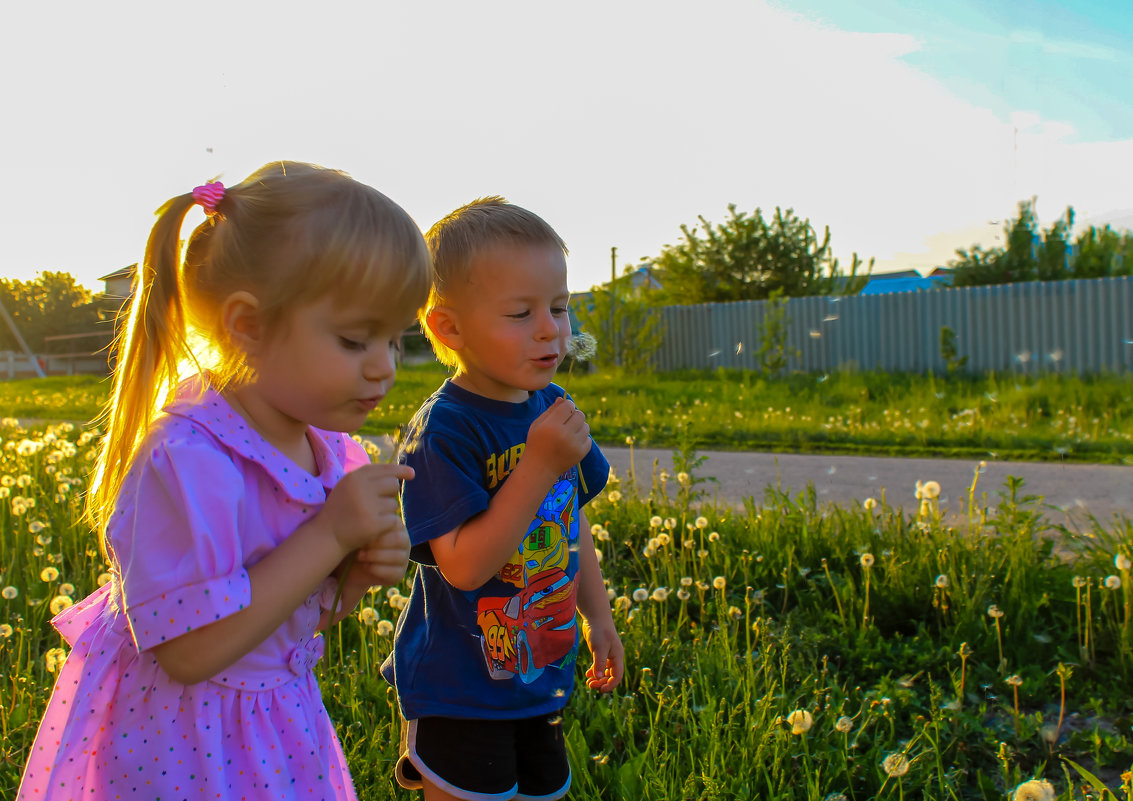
221 290 265 355
425 305 463 350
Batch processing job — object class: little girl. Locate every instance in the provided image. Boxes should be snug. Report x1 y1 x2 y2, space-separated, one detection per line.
17 161 431 800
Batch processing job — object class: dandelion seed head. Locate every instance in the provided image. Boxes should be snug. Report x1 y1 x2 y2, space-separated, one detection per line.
712 576 726 590
935 574 949 589
1012 778 1055 801
2 586 18 599
566 332 598 361
44 646 67 674
49 595 73 615
663 517 676 530
0 623 12 638
1006 674 1023 686
1116 553 1132 571
1105 575 1122 590
1072 576 1087 588
680 576 693 587
677 589 690 601
708 531 720 543
649 516 663 528
882 753 910 777
786 709 813 734
987 604 1004 619
834 716 853 733
651 587 670 602
921 480 941 499
695 516 709 529
632 588 649 603
40 567 59 583
863 497 878 512
376 620 394 636
859 553 875 568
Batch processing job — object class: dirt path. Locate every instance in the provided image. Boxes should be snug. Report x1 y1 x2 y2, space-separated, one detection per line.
600 447 1133 529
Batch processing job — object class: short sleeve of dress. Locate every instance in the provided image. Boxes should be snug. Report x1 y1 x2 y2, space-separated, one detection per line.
110 433 252 653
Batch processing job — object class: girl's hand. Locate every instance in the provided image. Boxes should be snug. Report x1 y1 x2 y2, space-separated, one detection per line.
582 617 624 693
353 521 412 587
525 397 592 478
319 463 414 554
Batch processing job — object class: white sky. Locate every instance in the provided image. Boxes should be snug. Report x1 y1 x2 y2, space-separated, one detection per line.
1 0 1130 294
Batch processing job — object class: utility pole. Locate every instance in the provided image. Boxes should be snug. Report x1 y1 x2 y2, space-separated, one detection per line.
610 246 618 367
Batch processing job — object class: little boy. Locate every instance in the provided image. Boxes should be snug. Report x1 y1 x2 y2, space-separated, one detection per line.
377 197 623 801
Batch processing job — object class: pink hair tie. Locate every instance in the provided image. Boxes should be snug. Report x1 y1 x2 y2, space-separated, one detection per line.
192 181 226 216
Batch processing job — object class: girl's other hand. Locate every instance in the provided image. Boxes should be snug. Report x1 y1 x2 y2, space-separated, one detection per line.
582 618 624 693
319 462 414 554
353 521 411 587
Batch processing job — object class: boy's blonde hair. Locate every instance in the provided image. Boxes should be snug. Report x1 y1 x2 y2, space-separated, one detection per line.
87 161 431 536
422 196 568 368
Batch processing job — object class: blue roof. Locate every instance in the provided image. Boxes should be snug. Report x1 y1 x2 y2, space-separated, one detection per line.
859 275 950 295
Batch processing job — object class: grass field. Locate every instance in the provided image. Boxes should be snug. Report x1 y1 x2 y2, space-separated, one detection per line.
0 405 1131 797
2 365 1131 463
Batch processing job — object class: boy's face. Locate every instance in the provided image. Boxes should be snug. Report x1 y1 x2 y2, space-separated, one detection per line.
443 243 571 403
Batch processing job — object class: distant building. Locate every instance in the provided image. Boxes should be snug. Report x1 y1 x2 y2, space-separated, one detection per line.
859 269 951 296
99 264 137 303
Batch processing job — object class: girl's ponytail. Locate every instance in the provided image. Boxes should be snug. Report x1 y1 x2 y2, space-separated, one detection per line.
86 193 197 537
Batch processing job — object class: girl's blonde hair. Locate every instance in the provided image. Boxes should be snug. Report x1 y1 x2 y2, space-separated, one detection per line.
87 161 430 536
422 196 567 368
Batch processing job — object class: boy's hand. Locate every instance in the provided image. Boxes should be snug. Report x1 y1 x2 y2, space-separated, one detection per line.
319 463 414 555
582 617 624 693
525 397 592 478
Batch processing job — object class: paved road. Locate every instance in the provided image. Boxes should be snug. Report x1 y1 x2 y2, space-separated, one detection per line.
600 447 1133 529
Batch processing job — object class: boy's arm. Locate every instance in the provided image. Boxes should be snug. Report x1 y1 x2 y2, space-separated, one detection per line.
430 397 591 592
576 508 624 692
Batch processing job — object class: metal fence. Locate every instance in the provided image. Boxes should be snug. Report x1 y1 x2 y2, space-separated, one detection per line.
653 276 1133 374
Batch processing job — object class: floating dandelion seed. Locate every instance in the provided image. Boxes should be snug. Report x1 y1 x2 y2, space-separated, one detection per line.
882 753 910 777
786 709 813 734
823 314 839 323
1012 779 1055 801
735 342 743 355
809 329 822 339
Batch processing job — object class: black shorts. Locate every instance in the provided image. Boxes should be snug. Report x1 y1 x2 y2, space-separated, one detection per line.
396 713 571 800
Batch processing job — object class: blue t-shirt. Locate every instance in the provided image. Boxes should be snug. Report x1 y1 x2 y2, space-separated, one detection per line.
381 380 609 720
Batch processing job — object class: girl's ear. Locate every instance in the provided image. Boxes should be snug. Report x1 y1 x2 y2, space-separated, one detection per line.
425 305 463 350
221 290 264 355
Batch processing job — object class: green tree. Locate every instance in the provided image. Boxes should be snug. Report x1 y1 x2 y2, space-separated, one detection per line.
0 272 112 352
574 267 664 373
950 199 1131 286
651 203 870 304
754 289 799 378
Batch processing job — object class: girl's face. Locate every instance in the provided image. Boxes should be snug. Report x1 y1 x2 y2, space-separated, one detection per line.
244 290 416 446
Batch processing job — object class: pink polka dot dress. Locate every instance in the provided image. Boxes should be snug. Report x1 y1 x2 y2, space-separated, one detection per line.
18 387 368 800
